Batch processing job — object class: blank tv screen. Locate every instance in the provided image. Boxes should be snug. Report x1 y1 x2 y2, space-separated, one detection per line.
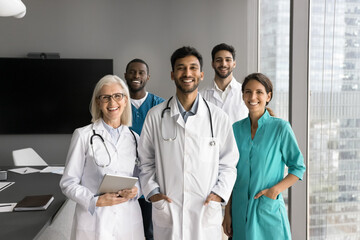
0 58 113 134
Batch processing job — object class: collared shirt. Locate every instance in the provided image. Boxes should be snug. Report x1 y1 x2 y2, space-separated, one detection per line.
200 77 248 123
176 93 200 123
101 119 123 145
214 80 232 102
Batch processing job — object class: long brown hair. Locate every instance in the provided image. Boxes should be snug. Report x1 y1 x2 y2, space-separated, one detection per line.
242 73 275 116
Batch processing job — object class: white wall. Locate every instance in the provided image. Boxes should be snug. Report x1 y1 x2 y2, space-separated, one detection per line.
0 0 249 165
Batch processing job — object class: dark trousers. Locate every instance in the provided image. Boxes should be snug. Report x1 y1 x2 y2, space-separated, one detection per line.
138 198 153 240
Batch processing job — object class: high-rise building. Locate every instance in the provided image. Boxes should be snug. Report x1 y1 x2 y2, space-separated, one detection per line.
309 1 360 239
260 0 360 239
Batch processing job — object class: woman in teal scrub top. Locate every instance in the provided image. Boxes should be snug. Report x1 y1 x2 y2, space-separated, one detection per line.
223 73 306 240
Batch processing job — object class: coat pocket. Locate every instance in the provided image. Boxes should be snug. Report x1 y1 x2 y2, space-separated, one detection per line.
152 199 172 228
257 195 284 238
202 201 222 227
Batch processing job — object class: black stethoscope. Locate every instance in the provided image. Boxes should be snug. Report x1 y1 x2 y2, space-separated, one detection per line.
161 96 216 146
90 126 138 168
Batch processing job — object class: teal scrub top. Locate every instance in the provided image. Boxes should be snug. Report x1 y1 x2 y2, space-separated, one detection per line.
232 110 306 240
131 93 164 135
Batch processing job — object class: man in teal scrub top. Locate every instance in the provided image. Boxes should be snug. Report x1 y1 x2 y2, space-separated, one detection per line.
124 58 164 240
223 73 306 240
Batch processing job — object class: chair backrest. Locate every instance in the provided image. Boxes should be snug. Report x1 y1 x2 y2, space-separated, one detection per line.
12 148 48 166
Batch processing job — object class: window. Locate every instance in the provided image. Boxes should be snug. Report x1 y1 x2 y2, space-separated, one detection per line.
309 0 360 239
259 0 290 121
259 0 290 207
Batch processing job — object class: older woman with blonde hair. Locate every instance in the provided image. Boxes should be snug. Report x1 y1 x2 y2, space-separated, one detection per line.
60 75 144 240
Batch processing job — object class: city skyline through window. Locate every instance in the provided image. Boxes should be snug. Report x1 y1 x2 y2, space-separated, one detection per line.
309 0 360 239
260 0 360 239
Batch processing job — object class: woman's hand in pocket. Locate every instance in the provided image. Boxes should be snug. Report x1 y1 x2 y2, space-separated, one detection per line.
254 187 279 200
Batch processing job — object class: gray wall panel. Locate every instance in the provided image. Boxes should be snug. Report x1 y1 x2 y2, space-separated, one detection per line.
0 0 249 165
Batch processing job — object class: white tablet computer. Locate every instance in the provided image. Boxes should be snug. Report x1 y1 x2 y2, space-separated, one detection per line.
97 174 138 195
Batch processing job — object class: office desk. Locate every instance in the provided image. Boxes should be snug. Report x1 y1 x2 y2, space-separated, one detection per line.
0 167 66 240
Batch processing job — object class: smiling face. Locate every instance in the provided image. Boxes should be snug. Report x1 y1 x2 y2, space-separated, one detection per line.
212 50 236 79
171 55 204 95
242 79 272 116
97 83 128 127
124 62 149 94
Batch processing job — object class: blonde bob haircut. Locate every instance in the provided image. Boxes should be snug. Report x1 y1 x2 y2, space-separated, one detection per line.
90 75 132 126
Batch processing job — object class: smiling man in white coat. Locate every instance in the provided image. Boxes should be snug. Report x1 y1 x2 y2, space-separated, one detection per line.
139 46 239 240
200 43 248 124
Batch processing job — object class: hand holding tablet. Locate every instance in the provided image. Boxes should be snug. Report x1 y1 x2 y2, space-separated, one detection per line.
96 174 138 196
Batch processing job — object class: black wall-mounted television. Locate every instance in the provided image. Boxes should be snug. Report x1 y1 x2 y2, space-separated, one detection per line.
0 58 113 134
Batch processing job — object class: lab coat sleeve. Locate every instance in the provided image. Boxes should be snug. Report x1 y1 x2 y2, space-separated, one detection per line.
131 132 142 200
132 166 142 200
211 117 239 205
60 129 98 215
281 122 306 180
132 179 142 200
138 113 160 201
146 187 160 200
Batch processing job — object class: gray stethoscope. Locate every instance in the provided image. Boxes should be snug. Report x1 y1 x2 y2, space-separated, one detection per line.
90 126 138 168
161 96 216 146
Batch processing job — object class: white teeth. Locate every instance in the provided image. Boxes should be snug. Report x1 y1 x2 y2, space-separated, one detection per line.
250 102 258 106
132 81 140 84
108 107 118 110
183 80 192 83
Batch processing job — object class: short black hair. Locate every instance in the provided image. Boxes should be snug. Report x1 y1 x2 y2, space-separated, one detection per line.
211 43 236 61
171 46 203 71
125 58 149 74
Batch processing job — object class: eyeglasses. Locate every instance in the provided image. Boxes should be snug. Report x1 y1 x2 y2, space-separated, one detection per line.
98 93 126 103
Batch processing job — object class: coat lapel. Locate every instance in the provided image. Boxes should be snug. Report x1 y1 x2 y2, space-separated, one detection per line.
169 96 185 129
92 119 117 154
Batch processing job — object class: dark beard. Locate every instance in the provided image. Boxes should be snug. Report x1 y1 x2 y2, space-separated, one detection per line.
215 68 232 79
128 84 145 93
174 79 199 94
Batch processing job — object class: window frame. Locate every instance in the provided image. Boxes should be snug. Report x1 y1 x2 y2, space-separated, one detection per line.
288 1 309 240
249 1 310 239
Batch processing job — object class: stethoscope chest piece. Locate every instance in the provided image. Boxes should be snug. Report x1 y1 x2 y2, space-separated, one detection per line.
209 140 216 146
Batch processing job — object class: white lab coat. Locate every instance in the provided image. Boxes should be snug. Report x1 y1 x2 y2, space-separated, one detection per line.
139 95 239 240
200 77 248 124
60 119 144 240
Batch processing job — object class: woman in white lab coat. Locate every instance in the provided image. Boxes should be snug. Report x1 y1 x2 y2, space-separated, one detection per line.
60 75 144 240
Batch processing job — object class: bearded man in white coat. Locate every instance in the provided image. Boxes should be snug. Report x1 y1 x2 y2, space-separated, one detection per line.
200 43 248 123
139 46 239 240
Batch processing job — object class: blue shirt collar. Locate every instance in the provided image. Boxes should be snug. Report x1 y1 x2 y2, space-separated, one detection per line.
176 93 200 122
